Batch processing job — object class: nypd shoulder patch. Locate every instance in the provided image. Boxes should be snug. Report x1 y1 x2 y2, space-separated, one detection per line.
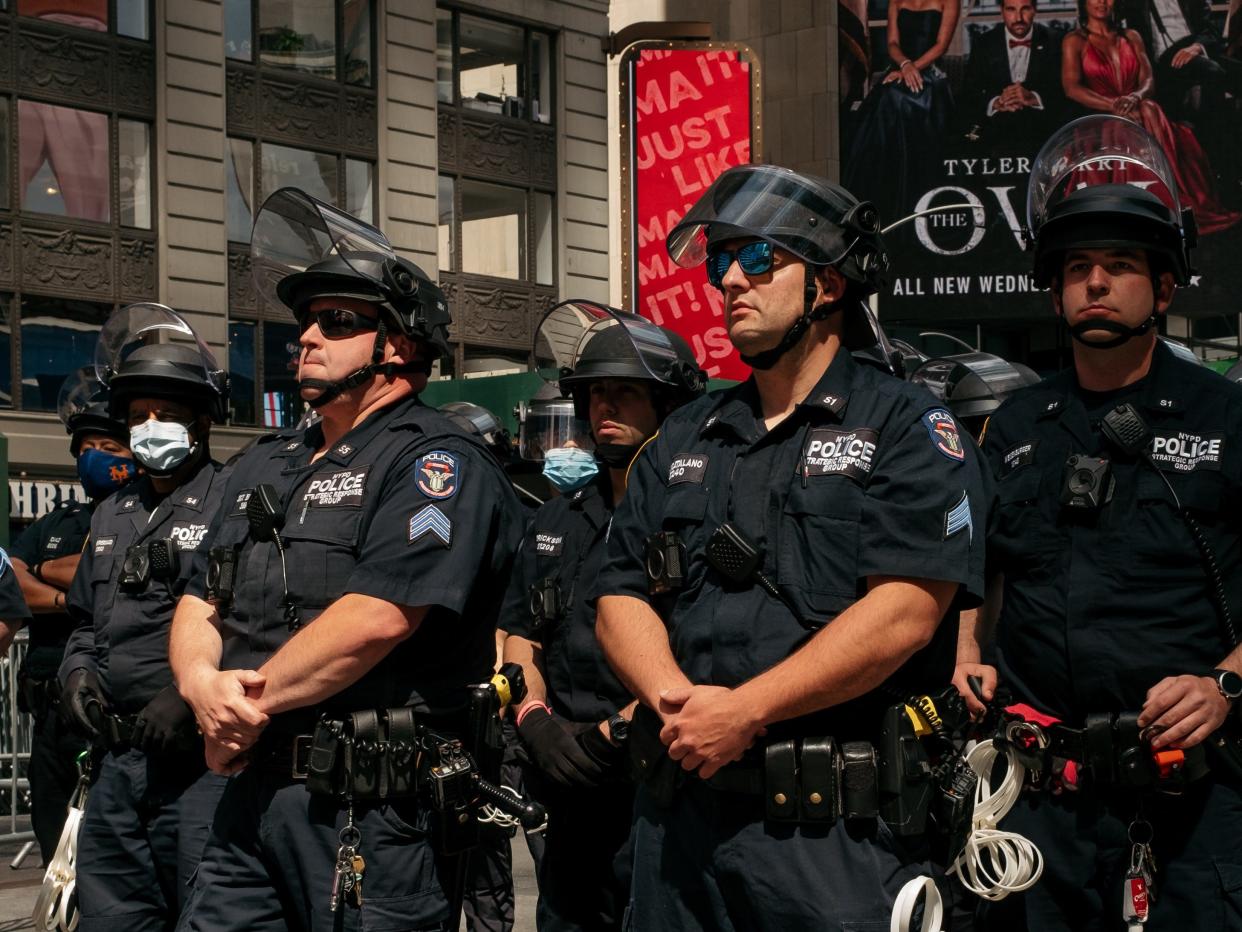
922 409 965 462
416 451 460 500
944 491 973 542
409 504 452 547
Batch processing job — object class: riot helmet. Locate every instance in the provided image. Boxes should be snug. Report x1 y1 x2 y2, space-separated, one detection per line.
535 301 706 467
439 401 514 461
96 304 228 423
910 352 1041 436
252 188 451 407
57 366 129 456
666 164 890 370
1026 116 1194 349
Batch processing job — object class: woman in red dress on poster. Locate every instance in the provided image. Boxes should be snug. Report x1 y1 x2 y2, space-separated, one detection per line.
1061 0 1240 233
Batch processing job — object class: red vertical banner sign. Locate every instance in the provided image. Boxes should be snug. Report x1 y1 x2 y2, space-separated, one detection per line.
623 45 759 382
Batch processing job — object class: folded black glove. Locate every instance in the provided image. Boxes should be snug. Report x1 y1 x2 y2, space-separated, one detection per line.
576 722 626 773
61 668 106 739
517 706 610 788
132 685 196 754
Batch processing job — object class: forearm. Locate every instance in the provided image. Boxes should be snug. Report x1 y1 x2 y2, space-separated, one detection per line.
735 578 956 726
0 620 18 656
170 594 225 690
597 595 692 709
888 42 910 67
1066 83 1117 110
957 573 1003 664
1217 644 1242 675
11 559 67 613
38 555 80 591
503 633 550 710
255 594 424 715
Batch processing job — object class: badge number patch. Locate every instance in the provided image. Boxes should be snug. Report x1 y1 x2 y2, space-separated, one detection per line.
416 451 460 499
923 409 965 462
409 504 452 547
1002 441 1038 476
534 532 564 556
668 454 708 485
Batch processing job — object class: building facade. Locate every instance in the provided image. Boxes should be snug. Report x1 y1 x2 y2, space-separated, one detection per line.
2 0 610 536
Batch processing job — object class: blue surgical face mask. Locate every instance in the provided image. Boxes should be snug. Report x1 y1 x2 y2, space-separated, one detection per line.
77 448 137 500
542 447 599 493
130 419 195 475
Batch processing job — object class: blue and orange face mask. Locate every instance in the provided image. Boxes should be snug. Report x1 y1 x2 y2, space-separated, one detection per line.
77 448 137 500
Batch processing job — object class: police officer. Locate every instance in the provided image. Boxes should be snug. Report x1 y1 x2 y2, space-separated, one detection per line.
503 304 705 931
594 164 989 929
170 189 524 931
954 116 1242 930
0 369 136 864
59 304 231 931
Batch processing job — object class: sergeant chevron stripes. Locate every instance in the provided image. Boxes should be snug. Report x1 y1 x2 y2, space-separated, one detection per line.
944 491 972 542
409 504 452 547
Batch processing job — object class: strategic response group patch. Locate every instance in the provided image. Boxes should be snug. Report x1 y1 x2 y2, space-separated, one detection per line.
416 451 459 499
802 427 878 482
923 409 965 462
170 522 210 551
302 467 369 507
1149 430 1223 472
668 454 708 485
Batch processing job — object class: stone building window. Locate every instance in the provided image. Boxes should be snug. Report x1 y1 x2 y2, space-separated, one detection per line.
225 0 378 428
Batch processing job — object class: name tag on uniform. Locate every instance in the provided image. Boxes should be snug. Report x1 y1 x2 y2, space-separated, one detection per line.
534 532 564 556
231 489 253 516
1002 441 1038 475
803 427 878 482
1149 430 1224 472
668 454 708 485
94 536 116 555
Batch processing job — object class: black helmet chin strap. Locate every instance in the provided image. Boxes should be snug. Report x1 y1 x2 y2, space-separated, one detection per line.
739 265 844 371
1067 310 1159 350
298 319 424 410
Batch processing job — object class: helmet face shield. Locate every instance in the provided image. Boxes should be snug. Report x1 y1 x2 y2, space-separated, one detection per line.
910 352 1041 419
1026 115 1181 235
666 164 874 270
95 304 224 394
534 301 685 389
517 398 594 462
57 366 109 428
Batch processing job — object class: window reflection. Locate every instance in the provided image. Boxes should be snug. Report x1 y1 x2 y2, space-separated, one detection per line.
343 0 372 86
531 33 551 123
117 0 148 39
461 180 524 280
18 0 106 31
261 142 337 206
228 319 256 424
459 16 525 117
262 320 302 429
19 297 110 412
0 298 11 410
438 175 455 272
345 158 373 222
227 138 255 243
259 0 336 80
118 120 152 229
533 192 554 285
19 101 110 223
436 10 453 103
225 0 252 60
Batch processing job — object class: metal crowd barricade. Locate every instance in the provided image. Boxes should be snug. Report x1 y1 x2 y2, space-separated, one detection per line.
0 630 36 859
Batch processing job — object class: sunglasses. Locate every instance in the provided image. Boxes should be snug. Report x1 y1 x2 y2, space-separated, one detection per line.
298 307 381 338
706 241 775 287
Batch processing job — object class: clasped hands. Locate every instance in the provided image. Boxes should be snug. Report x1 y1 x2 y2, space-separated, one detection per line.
657 685 766 780
992 82 1039 112
180 667 269 775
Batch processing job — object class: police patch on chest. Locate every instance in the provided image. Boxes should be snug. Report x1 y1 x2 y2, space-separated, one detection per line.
1002 441 1038 475
416 451 460 500
170 522 209 551
803 427 879 481
668 454 708 485
1149 430 1224 472
302 467 370 507
534 532 564 556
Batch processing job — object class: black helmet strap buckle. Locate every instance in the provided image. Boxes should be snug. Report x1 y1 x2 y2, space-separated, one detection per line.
1066 309 1159 350
739 264 843 371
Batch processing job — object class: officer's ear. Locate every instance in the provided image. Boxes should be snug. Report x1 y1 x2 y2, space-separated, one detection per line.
386 331 416 364
814 266 849 306
1153 271 1175 315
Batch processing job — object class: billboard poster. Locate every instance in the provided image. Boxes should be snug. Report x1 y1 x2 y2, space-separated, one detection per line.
838 0 1242 327
621 45 760 381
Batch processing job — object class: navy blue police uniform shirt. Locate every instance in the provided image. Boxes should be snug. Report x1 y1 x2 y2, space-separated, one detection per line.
500 474 631 724
10 501 92 679
597 348 988 738
0 548 33 628
983 341 1242 722
60 460 227 713
186 394 524 721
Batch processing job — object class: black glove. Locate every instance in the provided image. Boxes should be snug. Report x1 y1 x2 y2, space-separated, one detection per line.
131 685 196 754
517 706 609 788
577 722 625 771
61 668 106 739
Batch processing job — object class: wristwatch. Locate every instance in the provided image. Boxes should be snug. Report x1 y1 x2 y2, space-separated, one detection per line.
1211 669 1242 703
606 712 630 746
